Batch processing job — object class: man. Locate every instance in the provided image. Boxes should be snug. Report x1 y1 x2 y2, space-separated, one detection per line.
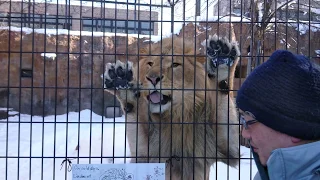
235 50 320 180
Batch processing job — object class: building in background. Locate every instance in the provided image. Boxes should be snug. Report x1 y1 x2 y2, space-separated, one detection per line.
0 0 159 35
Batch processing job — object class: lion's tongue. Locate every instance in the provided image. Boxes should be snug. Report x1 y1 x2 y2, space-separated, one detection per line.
149 92 163 104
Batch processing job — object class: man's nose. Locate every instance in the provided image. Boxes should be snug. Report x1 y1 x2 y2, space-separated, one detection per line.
241 127 251 140
146 75 163 86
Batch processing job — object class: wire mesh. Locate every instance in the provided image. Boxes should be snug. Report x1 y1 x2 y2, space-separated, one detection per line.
0 0 319 179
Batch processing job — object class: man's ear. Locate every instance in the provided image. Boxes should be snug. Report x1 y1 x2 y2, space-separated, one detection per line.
290 136 302 144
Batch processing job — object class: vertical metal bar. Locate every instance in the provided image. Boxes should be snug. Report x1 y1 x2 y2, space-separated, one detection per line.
227 0 232 178
125 0 129 164
135 0 140 165
53 1 59 179
193 3 197 179
41 1 48 179
89 0 94 165
274 0 277 52
113 0 117 165
249 0 255 177
297 0 300 54
113 1 117 165
216 0 220 178
204 0 209 179
158 0 163 166
5 1 12 179
261 0 265 65
29 0 36 178
181 1 185 179
288 0 289 50
239 0 244 178
65 0 71 177
196 0 201 16
170 1 174 178
134 0 137 33
17 1 24 180
308 0 311 57
147 0 151 165
101 0 106 164
78 0 83 166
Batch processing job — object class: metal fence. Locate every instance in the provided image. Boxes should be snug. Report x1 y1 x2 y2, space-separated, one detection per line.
0 0 319 179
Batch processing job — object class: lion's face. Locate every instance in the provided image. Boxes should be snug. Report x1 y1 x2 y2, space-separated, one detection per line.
137 37 206 114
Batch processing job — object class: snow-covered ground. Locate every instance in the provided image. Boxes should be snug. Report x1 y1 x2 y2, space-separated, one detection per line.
0 109 258 180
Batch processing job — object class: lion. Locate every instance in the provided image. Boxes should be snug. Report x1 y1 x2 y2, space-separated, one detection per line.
102 34 241 180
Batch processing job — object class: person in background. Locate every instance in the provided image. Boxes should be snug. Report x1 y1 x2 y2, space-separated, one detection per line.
235 50 320 180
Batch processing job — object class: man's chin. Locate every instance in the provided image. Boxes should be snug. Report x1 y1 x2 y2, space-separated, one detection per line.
148 102 171 114
257 154 268 167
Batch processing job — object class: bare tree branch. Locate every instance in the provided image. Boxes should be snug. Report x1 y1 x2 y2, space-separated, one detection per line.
264 0 320 25
167 0 181 7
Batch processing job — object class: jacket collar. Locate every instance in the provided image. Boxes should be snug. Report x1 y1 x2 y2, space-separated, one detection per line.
267 141 320 180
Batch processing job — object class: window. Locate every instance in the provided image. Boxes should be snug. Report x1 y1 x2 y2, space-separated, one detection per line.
20 69 33 78
115 20 126 28
0 12 72 30
82 18 154 35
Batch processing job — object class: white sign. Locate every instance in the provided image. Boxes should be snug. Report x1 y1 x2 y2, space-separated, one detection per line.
72 163 165 180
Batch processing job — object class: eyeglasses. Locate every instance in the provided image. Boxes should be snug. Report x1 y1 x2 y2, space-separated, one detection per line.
240 115 258 130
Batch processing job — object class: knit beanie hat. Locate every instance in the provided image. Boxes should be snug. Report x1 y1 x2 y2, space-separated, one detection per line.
236 50 320 140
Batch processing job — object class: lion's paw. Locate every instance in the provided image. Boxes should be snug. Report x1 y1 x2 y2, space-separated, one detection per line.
103 60 141 98
103 60 134 89
203 34 240 77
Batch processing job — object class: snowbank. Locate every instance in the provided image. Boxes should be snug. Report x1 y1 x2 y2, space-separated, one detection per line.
0 109 258 180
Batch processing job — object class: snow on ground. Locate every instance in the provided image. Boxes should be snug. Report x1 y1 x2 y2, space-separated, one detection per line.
0 109 258 180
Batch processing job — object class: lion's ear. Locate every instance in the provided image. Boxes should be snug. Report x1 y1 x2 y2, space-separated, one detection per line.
196 56 206 64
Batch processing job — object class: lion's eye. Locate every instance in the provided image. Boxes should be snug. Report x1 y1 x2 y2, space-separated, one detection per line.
172 63 181 68
147 62 154 66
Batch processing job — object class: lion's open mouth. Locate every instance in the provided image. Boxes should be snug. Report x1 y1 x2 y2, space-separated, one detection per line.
147 91 172 105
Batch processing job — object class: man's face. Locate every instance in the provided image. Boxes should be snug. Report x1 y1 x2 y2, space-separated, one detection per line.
239 109 295 166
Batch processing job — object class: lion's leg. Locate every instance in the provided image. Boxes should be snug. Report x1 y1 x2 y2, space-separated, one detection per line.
216 95 240 167
103 60 150 162
204 35 241 168
125 102 152 163
126 122 149 163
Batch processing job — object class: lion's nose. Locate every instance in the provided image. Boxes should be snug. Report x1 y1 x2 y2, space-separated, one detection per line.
146 75 163 86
